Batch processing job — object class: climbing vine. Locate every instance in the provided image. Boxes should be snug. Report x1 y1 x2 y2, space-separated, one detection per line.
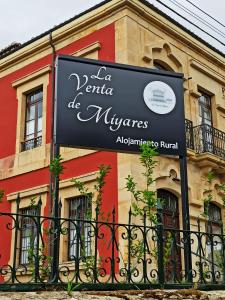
125 142 158 224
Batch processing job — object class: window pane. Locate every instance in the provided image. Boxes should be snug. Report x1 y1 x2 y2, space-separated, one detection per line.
28 94 35 103
26 120 35 136
198 92 212 126
23 89 43 151
20 207 38 264
37 117 42 133
38 102 42 118
26 105 35 121
34 90 43 101
69 196 92 259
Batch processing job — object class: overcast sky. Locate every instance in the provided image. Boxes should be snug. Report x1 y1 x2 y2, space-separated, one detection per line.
0 0 224 54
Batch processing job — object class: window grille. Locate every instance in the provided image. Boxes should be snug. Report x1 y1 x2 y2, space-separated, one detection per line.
207 203 222 234
19 207 38 265
68 196 92 260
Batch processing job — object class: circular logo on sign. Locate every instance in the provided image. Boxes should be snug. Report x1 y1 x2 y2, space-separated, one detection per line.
143 81 176 114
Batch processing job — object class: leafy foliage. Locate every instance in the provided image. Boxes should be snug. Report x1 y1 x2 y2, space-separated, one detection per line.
94 164 111 208
126 142 158 224
202 171 225 218
49 155 64 178
202 171 215 218
27 239 52 281
218 183 225 206
72 164 111 212
72 178 91 198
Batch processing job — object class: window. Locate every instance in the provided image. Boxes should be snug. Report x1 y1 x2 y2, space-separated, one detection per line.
157 189 179 228
199 92 212 127
157 189 181 281
198 91 213 153
205 203 222 271
207 203 222 234
22 89 43 151
68 196 92 260
153 61 173 72
19 207 38 265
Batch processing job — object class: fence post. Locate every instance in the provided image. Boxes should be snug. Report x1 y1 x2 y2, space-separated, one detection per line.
221 222 225 284
179 156 192 283
197 218 204 283
34 196 42 283
93 205 99 284
209 221 216 283
127 207 132 283
157 200 164 287
51 144 60 283
143 209 147 283
111 207 116 283
12 194 20 283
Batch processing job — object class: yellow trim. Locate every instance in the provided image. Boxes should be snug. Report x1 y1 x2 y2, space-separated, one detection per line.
0 0 224 79
7 184 49 201
59 172 97 190
12 65 51 88
190 60 225 85
71 41 101 57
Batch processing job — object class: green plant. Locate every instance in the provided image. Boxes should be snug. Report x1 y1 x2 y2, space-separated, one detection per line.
71 164 111 214
163 232 173 265
126 142 158 224
29 196 37 209
94 164 111 208
66 280 81 296
202 171 215 218
71 164 111 279
123 142 161 277
27 238 52 281
201 171 225 218
218 183 225 206
50 154 64 178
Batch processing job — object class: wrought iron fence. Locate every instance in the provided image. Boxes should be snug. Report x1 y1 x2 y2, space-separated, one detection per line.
0 196 225 291
185 120 225 158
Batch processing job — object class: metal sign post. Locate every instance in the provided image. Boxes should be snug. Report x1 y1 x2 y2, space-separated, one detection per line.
53 54 192 282
179 155 192 281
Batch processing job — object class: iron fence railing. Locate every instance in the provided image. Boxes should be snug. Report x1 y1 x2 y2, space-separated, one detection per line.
185 120 225 158
0 195 225 291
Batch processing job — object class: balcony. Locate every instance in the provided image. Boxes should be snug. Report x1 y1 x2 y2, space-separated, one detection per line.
21 136 42 152
185 119 225 159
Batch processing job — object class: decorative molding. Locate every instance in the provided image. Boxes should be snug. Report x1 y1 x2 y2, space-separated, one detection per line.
142 41 182 71
7 184 49 201
60 172 97 189
12 65 51 88
71 41 101 57
190 59 225 85
222 86 225 99
216 104 225 114
188 79 201 98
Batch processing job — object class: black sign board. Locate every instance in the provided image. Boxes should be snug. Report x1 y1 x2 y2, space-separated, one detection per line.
55 55 186 155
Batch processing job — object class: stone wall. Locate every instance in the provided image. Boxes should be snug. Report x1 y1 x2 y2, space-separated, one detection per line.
0 289 225 300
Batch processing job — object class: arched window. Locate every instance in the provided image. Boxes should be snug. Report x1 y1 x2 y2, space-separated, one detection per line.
157 189 179 228
153 61 173 72
157 189 181 280
207 203 222 234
